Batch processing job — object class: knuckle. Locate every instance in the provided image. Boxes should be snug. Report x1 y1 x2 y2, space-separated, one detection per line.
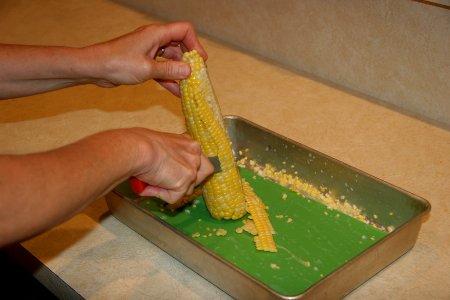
188 140 201 153
157 61 177 78
166 62 178 76
181 21 194 30
174 168 196 190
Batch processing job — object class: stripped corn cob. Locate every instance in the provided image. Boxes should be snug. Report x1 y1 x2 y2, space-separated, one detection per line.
180 50 246 220
242 180 277 252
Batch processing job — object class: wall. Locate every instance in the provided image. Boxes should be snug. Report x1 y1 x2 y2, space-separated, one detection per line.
116 0 449 128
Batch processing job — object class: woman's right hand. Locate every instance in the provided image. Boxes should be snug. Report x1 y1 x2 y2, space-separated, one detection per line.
129 128 214 204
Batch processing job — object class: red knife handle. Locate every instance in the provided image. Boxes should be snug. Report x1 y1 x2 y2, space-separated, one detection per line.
130 177 148 194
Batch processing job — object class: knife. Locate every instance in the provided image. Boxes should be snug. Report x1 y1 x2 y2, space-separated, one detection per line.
130 156 222 194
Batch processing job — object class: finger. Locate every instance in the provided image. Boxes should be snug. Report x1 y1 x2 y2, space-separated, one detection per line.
139 185 160 197
196 155 215 185
151 60 191 80
156 44 184 60
186 140 202 155
155 80 181 97
141 185 181 204
157 22 208 60
185 182 196 196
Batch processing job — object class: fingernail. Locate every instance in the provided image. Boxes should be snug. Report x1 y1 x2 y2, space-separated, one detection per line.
179 64 191 77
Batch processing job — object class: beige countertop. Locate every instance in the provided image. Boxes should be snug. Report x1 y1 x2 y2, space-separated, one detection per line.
1 1 449 299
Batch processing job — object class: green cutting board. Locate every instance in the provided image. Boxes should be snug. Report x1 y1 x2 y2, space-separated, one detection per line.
129 168 386 296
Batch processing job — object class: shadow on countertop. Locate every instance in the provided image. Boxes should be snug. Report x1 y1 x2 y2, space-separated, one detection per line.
0 249 58 299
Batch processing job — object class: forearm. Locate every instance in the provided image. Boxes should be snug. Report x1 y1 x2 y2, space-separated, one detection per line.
0 129 140 247
0 127 213 247
0 44 99 99
0 22 212 247
0 23 207 99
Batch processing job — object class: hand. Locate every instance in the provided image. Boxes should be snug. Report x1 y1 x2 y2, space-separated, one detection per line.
88 22 207 96
0 22 207 99
130 129 214 203
0 128 214 246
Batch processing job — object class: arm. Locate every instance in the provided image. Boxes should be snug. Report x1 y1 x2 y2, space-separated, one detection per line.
0 22 207 99
0 128 213 247
0 22 213 247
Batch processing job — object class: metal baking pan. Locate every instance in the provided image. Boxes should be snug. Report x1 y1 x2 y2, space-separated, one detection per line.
106 115 430 299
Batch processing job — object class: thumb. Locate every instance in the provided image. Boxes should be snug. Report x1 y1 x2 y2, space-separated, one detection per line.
151 60 191 80
140 185 180 204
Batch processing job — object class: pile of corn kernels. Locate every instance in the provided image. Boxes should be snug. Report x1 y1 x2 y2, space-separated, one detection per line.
236 150 392 233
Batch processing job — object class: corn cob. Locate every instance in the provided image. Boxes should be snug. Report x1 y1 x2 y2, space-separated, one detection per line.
180 50 246 220
180 50 277 252
242 180 277 252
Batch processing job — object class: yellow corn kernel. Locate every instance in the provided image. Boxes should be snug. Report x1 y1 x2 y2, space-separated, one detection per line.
180 50 246 220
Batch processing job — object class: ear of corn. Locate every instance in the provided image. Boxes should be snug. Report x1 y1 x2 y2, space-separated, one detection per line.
180 50 277 252
180 50 246 220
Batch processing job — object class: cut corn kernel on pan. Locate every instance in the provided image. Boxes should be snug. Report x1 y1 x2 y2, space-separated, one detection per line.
106 116 430 299
113 168 385 296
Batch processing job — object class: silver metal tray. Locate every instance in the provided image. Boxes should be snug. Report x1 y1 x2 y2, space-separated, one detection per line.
106 115 430 299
